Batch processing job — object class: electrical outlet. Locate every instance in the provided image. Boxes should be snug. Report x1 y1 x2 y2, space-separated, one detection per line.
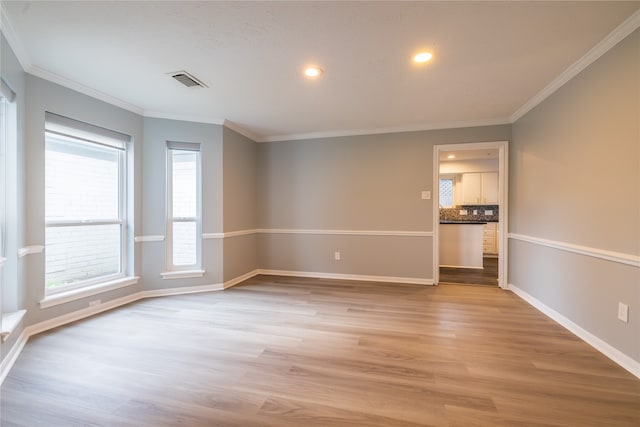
618 303 628 323
421 191 431 200
485 210 493 215
334 251 341 261
459 209 468 215
473 209 478 215
89 299 101 307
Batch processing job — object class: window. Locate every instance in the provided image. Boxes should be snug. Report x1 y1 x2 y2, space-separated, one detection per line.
0 78 17 314
166 142 201 273
45 113 131 293
439 178 454 208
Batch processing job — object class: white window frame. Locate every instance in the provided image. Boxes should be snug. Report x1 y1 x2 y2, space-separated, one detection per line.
165 141 202 276
0 78 18 315
44 113 130 295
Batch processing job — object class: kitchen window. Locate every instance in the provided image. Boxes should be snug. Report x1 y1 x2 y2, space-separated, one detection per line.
439 178 454 208
44 113 131 294
163 141 203 278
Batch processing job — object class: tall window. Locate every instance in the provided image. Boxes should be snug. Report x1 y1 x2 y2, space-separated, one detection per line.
45 113 131 293
166 142 201 272
0 78 17 310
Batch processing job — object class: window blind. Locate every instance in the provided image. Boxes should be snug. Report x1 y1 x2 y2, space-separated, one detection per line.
45 112 131 150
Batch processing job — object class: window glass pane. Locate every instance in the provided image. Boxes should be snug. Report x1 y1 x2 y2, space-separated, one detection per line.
440 178 454 208
45 224 121 289
172 221 196 266
46 135 119 221
172 150 197 218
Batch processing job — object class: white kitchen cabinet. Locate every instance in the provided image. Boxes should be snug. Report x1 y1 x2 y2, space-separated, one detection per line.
483 222 498 254
462 172 498 205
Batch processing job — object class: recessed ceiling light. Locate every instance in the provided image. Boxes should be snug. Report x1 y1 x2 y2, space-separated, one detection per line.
413 52 433 63
304 67 323 78
447 154 455 159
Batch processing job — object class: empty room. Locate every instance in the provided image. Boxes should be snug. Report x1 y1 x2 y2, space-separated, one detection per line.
0 1 639 426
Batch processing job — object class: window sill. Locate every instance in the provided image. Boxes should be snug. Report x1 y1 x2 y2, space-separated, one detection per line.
1 309 27 342
161 270 205 280
40 276 139 309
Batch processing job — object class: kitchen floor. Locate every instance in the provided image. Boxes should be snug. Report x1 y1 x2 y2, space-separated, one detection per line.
439 257 498 286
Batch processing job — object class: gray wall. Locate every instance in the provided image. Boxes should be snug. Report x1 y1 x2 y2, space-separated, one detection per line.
222 127 259 282
22 75 144 325
510 29 639 362
257 126 511 280
141 118 224 289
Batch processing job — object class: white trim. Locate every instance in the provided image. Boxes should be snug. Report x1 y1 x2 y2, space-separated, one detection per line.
202 232 225 239
261 228 433 237
204 229 432 238
160 270 205 280
145 110 224 126
510 10 640 123
134 235 165 243
223 119 261 142
258 269 433 285
433 141 509 288
1 309 26 342
0 328 28 384
142 283 223 298
508 283 640 379
28 66 144 115
224 269 260 289
509 233 639 268
259 118 511 143
0 5 31 71
39 276 139 309
17 245 44 258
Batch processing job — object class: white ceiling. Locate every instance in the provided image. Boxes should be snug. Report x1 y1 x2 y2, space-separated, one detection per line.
2 1 639 141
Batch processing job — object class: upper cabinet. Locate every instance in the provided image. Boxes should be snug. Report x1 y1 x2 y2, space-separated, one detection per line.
462 172 498 205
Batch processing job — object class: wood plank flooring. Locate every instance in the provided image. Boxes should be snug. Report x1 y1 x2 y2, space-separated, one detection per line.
439 257 498 286
2 275 639 426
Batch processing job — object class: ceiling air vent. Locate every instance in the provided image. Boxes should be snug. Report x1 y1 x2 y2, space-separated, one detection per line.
169 71 208 88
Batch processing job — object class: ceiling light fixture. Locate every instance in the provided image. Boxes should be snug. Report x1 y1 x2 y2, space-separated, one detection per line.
413 52 433 63
304 67 323 78
447 154 455 159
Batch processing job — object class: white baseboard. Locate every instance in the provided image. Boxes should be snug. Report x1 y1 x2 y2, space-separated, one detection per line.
223 270 260 289
0 329 29 384
257 269 434 285
142 283 223 298
508 283 640 379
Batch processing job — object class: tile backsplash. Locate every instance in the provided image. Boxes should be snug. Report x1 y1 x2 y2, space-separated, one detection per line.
440 205 499 222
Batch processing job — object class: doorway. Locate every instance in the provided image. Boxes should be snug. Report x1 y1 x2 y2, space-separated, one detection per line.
433 141 508 288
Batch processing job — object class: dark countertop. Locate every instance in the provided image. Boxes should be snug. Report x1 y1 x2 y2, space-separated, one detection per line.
439 221 488 224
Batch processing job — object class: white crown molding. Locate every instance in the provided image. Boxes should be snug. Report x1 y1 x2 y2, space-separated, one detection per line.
3 4 638 143
144 110 224 126
0 5 32 71
509 283 640 379
509 233 640 268
28 65 144 115
511 9 640 123
258 118 512 143
223 119 261 143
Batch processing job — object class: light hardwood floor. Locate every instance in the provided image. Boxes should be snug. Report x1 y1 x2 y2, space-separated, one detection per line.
2 275 639 426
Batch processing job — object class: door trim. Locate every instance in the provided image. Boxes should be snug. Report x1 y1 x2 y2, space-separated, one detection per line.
433 141 509 288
